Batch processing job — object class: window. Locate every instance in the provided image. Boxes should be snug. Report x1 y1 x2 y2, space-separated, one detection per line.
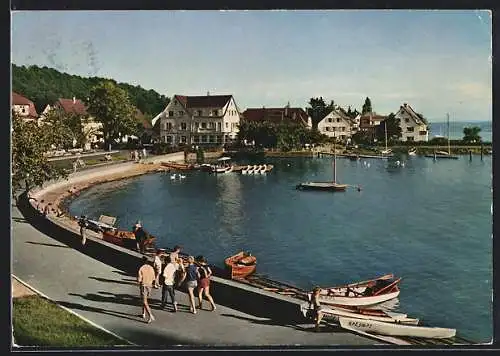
164 122 172 131
225 122 229 129
337 118 340 123
181 136 187 143
166 136 173 143
341 127 345 132
202 135 208 143
179 111 184 116
168 111 174 117
209 135 215 143
332 127 336 132
407 136 414 141
217 122 221 131
209 122 215 129
407 127 414 132
328 118 332 123
194 122 199 128
405 118 410 123
198 110 202 116
213 110 218 116
324 127 329 132
201 122 207 129
181 122 187 130
419 131 427 136
193 135 200 143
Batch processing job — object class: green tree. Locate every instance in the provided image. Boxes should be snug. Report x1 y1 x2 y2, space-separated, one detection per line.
307 97 332 130
362 97 372 114
86 81 137 148
374 113 402 143
463 126 482 143
11 112 67 195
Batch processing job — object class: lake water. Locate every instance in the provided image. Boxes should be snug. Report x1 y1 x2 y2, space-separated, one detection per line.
429 121 492 142
68 155 493 343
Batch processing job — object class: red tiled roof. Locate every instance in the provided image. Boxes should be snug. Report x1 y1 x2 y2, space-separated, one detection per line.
12 92 38 117
56 98 88 115
242 107 309 126
178 95 232 108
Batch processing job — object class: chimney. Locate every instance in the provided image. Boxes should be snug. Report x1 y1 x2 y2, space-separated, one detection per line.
403 103 407 107
73 96 76 104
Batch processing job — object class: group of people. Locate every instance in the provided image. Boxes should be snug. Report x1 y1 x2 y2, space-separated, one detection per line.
130 148 148 162
137 245 217 323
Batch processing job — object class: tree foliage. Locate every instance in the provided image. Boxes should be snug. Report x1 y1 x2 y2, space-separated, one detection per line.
362 97 372 114
11 112 67 194
12 64 169 117
237 121 326 151
86 81 138 148
462 126 482 143
306 97 335 130
374 113 402 143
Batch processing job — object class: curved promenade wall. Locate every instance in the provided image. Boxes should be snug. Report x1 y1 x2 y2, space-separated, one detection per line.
19 151 310 325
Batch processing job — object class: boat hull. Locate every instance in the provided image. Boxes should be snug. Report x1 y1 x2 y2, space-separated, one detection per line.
224 251 257 279
424 154 459 160
296 182 347 192
319 290 400 306
102 229 155 250
339 316 456 339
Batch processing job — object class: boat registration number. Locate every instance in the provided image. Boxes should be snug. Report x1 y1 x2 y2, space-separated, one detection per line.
348 320 373 329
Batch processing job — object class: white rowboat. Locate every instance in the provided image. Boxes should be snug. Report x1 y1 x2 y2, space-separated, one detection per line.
339 316 456 339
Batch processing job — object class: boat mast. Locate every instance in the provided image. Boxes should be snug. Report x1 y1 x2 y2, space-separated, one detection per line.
447 113 451 155
333 131 337 184
385 121 388 152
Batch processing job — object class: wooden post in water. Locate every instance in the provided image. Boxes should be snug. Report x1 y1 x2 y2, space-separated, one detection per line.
481 144 484 161
469 150 473 161
333 132 337 183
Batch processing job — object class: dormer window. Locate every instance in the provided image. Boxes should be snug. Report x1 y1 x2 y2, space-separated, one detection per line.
168 111 174 117
212 110 218 116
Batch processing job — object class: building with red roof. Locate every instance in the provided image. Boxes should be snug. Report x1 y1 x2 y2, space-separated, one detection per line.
11 92 38 122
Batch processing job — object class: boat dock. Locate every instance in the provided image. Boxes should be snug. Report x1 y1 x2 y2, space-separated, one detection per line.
318 152 392 159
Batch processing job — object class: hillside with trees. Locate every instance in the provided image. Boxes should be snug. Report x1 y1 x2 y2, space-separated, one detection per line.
11 64 170 116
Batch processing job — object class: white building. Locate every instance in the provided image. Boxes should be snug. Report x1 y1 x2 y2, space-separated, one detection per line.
395 103 429 142
156 94 241 146
317 107 354 141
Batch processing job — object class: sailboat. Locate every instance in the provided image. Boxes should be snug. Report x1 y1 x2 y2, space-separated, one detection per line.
380 121 393 157
296 132 348 192
425 113 459 160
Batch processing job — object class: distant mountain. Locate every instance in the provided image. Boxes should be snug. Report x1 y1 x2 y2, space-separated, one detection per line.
11 64 170 117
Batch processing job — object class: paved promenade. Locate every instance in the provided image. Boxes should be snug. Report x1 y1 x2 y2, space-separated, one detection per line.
12 202 378 347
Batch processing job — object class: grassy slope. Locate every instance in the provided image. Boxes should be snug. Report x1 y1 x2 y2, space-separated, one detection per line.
13 295 127 347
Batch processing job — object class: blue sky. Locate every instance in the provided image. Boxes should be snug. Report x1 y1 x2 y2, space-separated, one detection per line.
11 10 492 122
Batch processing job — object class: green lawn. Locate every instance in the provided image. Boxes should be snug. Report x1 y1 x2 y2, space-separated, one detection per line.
12 295 128 347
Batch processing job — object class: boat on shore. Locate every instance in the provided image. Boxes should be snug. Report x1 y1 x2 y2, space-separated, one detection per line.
102 228 156 250
315 274 401 306
161 162 196 170
300 304 419 325
339 316 456 339
224 251 257 279
408 147 417 156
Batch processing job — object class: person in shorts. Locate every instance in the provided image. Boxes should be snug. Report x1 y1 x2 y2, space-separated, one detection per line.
153 249 163 288
196 256 216 311
185 256 200 314
137 256 155 323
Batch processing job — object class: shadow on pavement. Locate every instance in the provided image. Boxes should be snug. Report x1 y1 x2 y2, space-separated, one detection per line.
25 241 71 248
12 216 28 223
56 299 141 323
220 313 315 332
88 276 138 286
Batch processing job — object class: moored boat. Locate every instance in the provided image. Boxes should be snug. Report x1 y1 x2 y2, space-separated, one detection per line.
161 162 196 170
316 274 401 306
224 251 257 279
408 147 417 156
296 182 348 192
300 304 419 325
241 165 252 174
338 316 456 339
102 228 156 250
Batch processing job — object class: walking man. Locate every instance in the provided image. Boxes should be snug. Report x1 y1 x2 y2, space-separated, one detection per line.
153 249 163 288
78 215 87 245
160 255 184 312
137 256 155 323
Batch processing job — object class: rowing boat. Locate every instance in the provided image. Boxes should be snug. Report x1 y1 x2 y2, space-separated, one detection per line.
300 303 419 325
102 229 156 250
224 251 257 279
338 316 456 339
316 274 401 306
